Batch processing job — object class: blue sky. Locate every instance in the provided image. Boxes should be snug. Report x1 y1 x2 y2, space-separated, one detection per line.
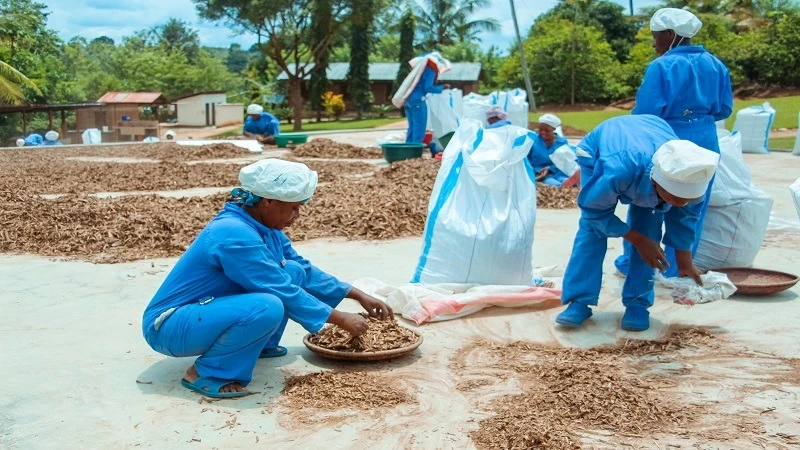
43 0 663 52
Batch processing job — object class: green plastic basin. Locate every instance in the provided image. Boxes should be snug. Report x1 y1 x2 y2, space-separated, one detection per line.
437 131 455 150
274 134 308 148
380 143 424 163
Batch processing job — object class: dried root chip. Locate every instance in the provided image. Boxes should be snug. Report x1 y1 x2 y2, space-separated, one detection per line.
281 371 413 410
308 315 419 353
292 138 383 159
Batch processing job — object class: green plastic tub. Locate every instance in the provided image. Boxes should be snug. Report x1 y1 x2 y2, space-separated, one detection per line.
274 133 308 148
437 131 455 150
380 143 424 163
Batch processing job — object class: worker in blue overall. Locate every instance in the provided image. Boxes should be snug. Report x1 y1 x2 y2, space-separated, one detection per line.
528 114 572 186
615 8 733 279
142 159 393 398
243 104 281 145
556 115 718 331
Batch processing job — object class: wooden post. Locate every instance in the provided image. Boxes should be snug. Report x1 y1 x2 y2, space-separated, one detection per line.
22 112 28 135
48 110 54 130
60 110 67 136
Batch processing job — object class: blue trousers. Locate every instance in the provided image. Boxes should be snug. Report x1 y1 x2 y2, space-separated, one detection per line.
264 260 342 348
405 100 427 144
542 171 569 187
615 117 720 278
144 293 284 386
564 205 663 310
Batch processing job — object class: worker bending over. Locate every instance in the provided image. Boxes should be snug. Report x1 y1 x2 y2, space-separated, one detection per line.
243 104 281 145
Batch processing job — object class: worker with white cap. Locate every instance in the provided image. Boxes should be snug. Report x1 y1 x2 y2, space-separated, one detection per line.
243 104 281 145
556 115 718 331
527 113 571 186
616 7 733 280
43 130 62 146
142 159 392 399
486 106 511 129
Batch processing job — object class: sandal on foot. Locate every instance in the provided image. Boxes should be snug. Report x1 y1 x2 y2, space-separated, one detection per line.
180 377 249 399
259 346 288 359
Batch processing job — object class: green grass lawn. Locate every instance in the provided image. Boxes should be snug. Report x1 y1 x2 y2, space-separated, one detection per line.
209 117 403 139
530 95 800 133
770 137 796 151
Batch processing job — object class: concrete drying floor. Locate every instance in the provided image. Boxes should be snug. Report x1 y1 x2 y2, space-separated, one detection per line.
1 141 799 449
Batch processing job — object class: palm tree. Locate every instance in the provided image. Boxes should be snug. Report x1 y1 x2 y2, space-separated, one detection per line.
0 60 41 105
415 0 500 47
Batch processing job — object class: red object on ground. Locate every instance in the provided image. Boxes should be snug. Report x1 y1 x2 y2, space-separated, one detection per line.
423 130 433 145
434 153 443 160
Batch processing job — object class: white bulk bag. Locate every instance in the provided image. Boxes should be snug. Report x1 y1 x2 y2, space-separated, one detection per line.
695 130 773 269
426 89 462 139
412 120 538 285
462 93 492 127
792 112 800 156
791 178 800 221
81 128 102 144
732 101 775 154
549 144 579 176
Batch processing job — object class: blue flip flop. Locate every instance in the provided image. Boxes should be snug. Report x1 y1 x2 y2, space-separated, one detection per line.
181 377 249 399
555 302 593 328
259 346 288 359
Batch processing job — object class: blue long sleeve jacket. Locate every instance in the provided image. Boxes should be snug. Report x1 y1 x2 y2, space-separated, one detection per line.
142 203 350 334
407 66 443 105
243 113 281 136
576 115 699 251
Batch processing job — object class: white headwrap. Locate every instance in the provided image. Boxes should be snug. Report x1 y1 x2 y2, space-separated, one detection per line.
486 105 509 121
650 8 702 38
239 159 318 203
247 104 264 115
45 130 59 141
538 113 561 129
15 138 25 147
164 130 177 140
651 140 718 199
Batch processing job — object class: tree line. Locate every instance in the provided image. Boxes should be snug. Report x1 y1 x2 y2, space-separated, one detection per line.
1 0 798 138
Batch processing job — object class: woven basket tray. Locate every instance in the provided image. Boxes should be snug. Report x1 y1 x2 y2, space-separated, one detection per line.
714 267 799 295
303 331 423 361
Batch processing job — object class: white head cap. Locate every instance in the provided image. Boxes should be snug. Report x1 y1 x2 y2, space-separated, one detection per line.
650 8 702 38
45 130 59 141
486 105 509 121
538 113 561 129
15 138 25 147
651 140 718 199
247 104 264 115
164 130 177 140
239 159 318 203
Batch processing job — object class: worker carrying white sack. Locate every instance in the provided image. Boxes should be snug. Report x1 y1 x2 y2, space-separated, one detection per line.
411 119 538 285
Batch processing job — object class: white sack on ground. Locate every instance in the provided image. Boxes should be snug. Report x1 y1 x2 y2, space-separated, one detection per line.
462 93 493 127
696 130 773 269
354 278 562 325
426 89 462 138
412 119 538 285
655 271 737 305
733 101 775 154
791 177 800 221
81 128 102 144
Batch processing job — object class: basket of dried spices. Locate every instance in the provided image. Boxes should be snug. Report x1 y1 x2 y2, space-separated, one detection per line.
303 315 423 361
714 267 799 295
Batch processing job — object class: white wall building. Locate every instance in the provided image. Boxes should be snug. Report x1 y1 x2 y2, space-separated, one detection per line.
173 92 244 127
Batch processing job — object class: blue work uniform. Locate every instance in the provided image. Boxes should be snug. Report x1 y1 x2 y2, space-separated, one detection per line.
23 134 44 146
616 45 733 278
243 113 281 137
405 65 443 144
487 119 512 129
527 133 570 186
43 139 62 146
142 202 351 386
562 115 700 310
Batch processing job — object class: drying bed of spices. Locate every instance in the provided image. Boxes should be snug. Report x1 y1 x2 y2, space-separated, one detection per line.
291 138 383 159
461 328 716 449
281 371 414 410
308 315 419 353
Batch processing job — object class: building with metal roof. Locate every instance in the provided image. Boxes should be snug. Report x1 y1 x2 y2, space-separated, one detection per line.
96 92 170 105
276 62 484 109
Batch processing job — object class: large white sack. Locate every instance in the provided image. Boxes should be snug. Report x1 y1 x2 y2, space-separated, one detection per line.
412 120 538 285
793 112 800 156
462 93 492 127
549 144 579 176
490 89 529 128
81 128 102 144
733 101 775 154
426 89 462 138
695 129 773 269
709 130 752 206
791 178 800 221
